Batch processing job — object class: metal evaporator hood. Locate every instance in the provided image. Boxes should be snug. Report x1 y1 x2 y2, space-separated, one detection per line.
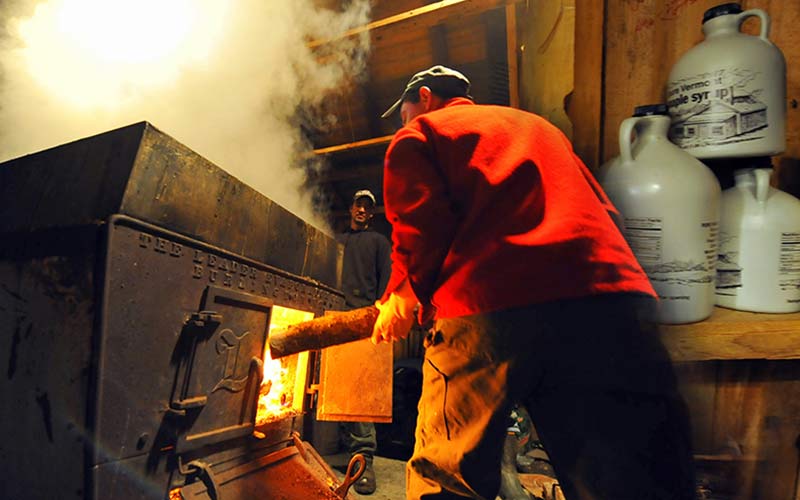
0 121 340 289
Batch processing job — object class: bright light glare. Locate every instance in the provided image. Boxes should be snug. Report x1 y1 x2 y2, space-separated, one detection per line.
15 0 230 109
55 0 194 64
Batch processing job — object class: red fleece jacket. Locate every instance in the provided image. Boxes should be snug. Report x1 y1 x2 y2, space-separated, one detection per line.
383 98 655 320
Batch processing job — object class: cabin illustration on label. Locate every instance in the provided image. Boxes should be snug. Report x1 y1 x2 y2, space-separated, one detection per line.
715 233 742 296
644 259 713 286
670 87 767 147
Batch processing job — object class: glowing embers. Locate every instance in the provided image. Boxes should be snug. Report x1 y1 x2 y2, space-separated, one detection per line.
256 305 314 426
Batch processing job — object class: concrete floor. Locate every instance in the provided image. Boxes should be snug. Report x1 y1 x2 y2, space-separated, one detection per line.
324 453 560 500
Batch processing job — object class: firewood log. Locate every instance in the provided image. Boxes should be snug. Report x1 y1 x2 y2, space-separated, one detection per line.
268 305 379 358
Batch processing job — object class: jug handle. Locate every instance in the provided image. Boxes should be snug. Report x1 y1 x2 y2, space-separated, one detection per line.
754 168 771 204
619 116 639 164
739 9 770 41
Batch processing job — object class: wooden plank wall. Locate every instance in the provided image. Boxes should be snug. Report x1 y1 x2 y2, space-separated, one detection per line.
569 0 605 168
518 0 576 136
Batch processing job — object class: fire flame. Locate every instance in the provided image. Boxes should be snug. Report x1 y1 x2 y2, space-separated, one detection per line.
15 0 229 109
256 306 314 425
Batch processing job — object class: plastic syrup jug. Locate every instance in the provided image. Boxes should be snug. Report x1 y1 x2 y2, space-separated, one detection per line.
666 3 786 158
716 165 800 312
598 105 721 324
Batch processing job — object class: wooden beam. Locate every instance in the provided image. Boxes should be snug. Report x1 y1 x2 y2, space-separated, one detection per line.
429 24 450 65
517 1 575 136
484 9 511 105
361 82 385 142
568 0 604 169
312 135 393 156
505 4 519 108
307 0 524 49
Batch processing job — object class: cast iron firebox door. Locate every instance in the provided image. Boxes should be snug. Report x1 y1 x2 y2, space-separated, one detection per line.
315 334 393 424
172 286 271 453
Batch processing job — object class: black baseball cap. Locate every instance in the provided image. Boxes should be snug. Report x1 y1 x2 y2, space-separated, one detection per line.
381 65 471 119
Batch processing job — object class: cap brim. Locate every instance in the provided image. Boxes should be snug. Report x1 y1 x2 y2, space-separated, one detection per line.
381 98 402 119
354 195 376 205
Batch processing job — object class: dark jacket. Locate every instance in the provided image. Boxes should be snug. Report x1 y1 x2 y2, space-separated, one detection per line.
337 228 392 309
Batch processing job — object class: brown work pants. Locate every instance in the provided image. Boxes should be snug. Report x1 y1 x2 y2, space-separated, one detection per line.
406 294 695 500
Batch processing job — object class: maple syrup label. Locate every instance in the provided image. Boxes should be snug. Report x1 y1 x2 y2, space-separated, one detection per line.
624 217 716 303
666 68 768 149
715 230 742 297
780 232 800 295
623 217 663 266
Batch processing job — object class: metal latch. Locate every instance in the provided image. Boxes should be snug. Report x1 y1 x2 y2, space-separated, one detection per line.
188 310 223 328
169 395 208 418
179 457 222 500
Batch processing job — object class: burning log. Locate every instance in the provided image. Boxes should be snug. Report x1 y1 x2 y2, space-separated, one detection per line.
268 305 379 358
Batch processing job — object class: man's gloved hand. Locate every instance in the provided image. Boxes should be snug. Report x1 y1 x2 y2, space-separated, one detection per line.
371 278 418 344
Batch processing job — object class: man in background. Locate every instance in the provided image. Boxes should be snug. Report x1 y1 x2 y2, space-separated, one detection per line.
372 66 695 500
336 189 392 495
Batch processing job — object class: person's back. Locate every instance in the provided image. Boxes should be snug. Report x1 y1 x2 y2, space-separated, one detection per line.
385 97 654 319
373 65 695 500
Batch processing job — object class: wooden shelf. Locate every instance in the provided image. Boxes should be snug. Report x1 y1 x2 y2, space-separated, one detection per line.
693 454 760 463
312 135 393 156
660 307 800 362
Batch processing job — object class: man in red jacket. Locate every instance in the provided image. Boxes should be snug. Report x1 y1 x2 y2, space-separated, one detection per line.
372 66 695 500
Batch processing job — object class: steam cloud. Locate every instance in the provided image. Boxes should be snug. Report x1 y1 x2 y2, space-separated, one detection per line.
0 0 371 232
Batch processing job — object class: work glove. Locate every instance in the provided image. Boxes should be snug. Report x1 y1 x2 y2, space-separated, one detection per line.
371 278 418 344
